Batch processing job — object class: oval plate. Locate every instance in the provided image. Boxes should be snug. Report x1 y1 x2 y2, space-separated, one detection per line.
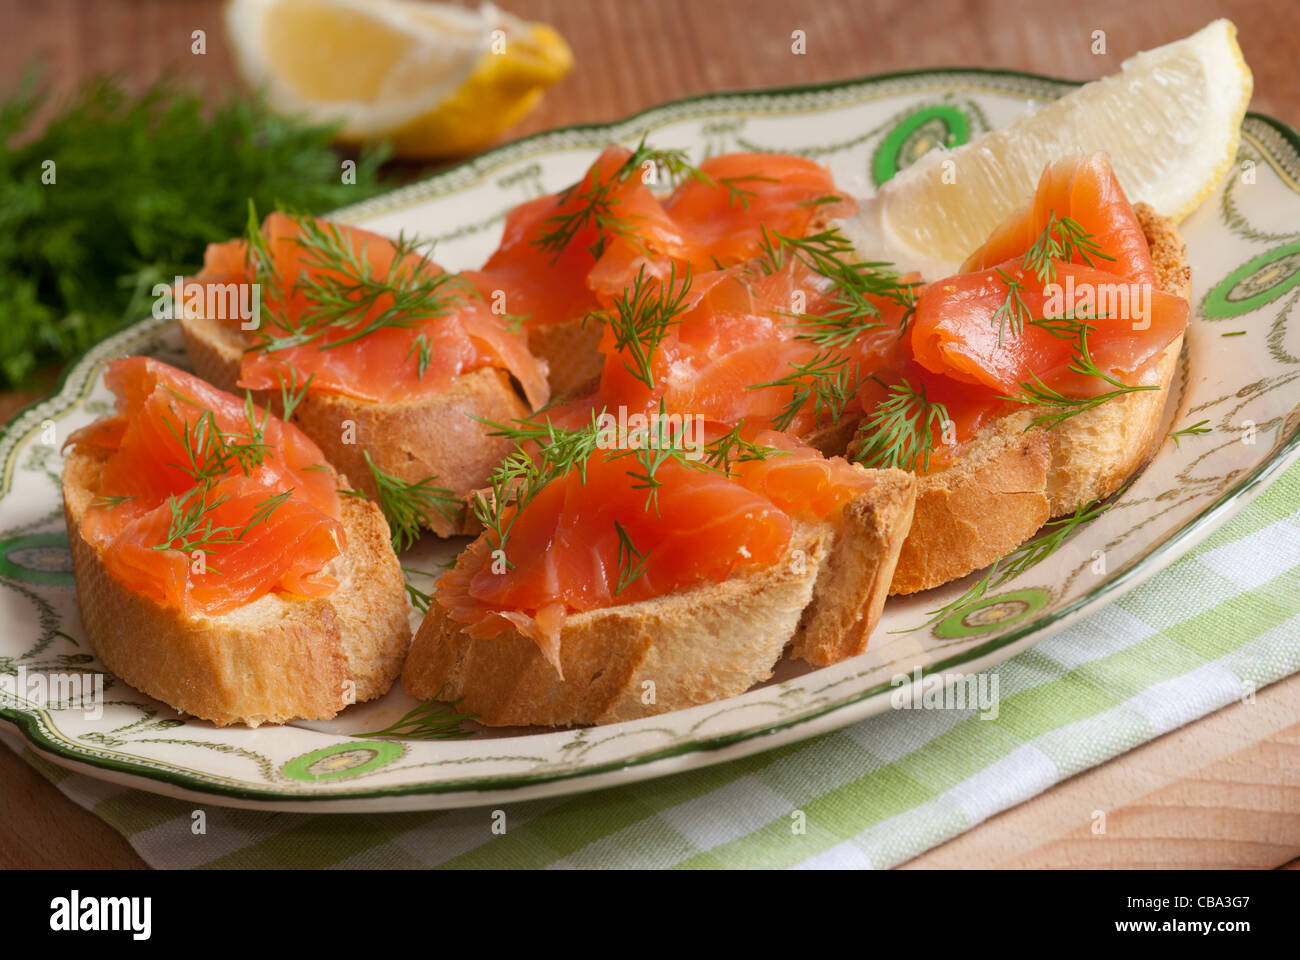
2 69 1299 812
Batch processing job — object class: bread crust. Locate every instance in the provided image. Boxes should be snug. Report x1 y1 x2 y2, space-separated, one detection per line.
887 203 1190 594
402 471 916 726
527 317 605 398
63 447 412 727
178 311 531 537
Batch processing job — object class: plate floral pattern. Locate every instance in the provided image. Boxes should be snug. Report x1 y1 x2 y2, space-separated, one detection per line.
1 69 1298 812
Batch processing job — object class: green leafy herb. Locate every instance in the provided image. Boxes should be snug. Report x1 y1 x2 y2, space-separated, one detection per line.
472 415 605 564
532 137 710 262
797 194 844 207
343 451 461 552
0 73 387 387
853 378 950 472
400 566 436 613
751 350 860 432
405 332 433 379
992 268 1031 344
252 215 473 354
591 262 693 389
760 225 917 348
1020 212 1116 285
353 688 477 741
1000 315 1158 430
273 366 314 422
702 420 787 476
157 391 271 483
90 494 135 509
718 173 778 210
1168 419 1212 448
613 521 651 594
152 486 293 561
903 494 1115 633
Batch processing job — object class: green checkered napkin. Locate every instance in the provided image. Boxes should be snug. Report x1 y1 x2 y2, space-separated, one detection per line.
7 462 1299 869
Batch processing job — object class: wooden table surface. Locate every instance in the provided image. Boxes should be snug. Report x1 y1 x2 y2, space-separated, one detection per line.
2 0 1297 870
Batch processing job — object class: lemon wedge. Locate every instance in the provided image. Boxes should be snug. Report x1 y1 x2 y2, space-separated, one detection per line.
224 0 574 158
843 19 1253 276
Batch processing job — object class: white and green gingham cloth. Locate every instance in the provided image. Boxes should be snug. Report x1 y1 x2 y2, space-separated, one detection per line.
6 462 1299 869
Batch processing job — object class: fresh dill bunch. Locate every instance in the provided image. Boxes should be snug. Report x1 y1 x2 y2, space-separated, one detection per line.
0 71 388 387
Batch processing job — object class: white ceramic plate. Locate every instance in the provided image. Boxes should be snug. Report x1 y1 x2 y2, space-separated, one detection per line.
2 69 1298 811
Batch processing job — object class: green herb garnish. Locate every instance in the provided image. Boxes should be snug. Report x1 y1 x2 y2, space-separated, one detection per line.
0 73 385 387
853 378 950 472
343 451 461 552
1168 419 1212 449
999 315 1158 430
751 350 860 432
353 689 477 741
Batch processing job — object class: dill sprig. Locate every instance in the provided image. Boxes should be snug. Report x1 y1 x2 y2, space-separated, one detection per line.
1168 419 1212 449
90 494 135 509
152 486 293 561
1021 212 1116 285
760 225 917 348
990 213 1116 346
613 521 651 594
145 388 299 558
702 421 788 476
405 332 433 379
904 494 1115 633
251 215 474 354
798 194 845 208
992 268 1031 345
719 173 779 210
158 390 271 483
751 351 860 432
532 137 711 262
273 365 314 422
853 378 950 472
999 315 1158 430
592 262 693 389
400 566 436 613
353 688 477 741
476 407 788 558
343 451 461 552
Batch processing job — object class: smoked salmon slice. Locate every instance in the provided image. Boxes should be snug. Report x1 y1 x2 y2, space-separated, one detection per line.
196 213 549 409
67 357 345 617
911 153 1188 395
467 144 853 333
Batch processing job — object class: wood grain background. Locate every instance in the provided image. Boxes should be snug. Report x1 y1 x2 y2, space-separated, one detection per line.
1 0 1297 869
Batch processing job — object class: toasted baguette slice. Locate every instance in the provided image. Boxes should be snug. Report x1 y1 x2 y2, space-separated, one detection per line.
527 318 605 398
402 469 915 726
63 446 412 727
178 311 532 537
889 203 1190 594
